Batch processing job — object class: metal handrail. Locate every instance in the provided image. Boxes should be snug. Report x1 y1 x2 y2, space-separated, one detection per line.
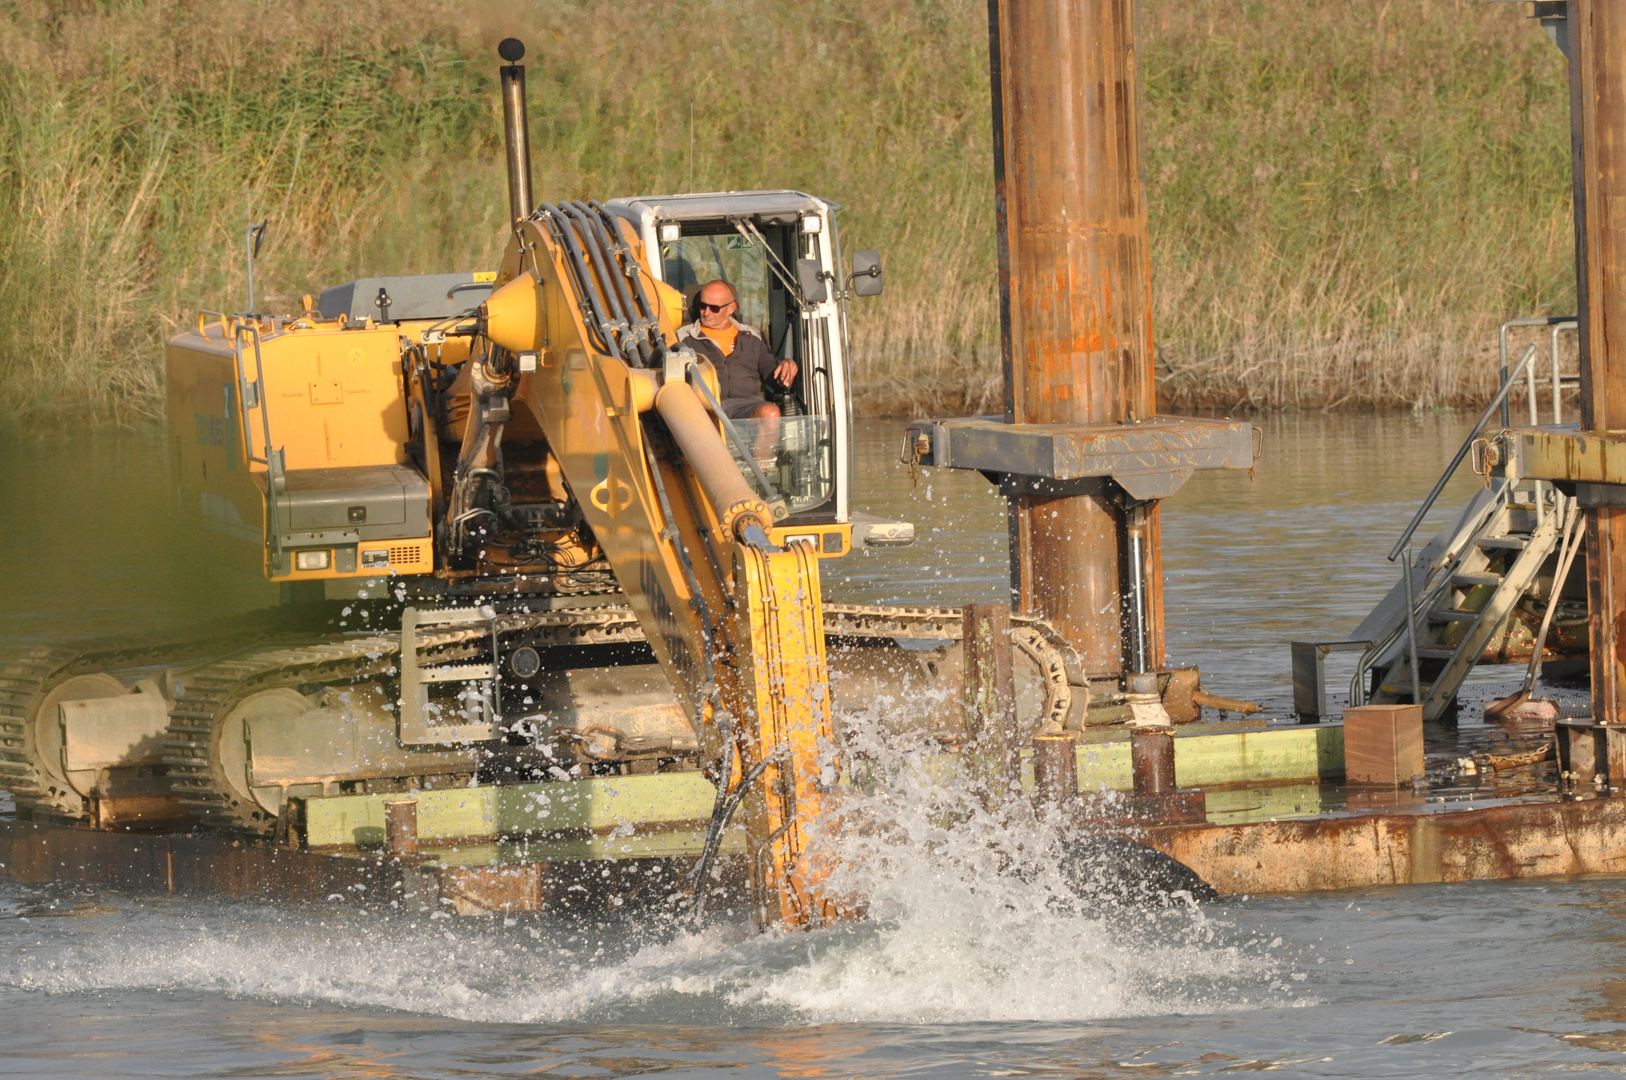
1389 343 1536 562
230 322 275 468
228 320 287 561
1549 320 1578 424
197 309 234 340
1500 317 1573 426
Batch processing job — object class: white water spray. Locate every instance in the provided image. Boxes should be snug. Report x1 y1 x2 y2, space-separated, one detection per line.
0 696 1302 1024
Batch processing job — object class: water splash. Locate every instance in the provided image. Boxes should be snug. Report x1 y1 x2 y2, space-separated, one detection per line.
0 698 1302 1025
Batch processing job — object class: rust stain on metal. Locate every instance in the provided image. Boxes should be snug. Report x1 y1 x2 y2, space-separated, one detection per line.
0 819 753 917
1573 0 1626 725
1130 727 1176 795
443 864 542 915
989 0 1160 669
1138 798 1626 895
13 798 1626 908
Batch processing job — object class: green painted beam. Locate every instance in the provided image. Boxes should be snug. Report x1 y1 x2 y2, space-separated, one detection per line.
1074 724 1344 793
304 726 1346 851
304 771 721 850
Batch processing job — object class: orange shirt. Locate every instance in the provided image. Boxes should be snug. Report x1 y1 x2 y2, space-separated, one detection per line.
699 323 739 356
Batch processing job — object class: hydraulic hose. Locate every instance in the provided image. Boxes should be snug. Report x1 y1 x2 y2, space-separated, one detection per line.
571 200 653 367
689 744 779 921
558 202 633 358
536 204 615 356
587 199 662 333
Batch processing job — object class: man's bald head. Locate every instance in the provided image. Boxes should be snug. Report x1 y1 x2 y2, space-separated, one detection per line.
697 280 737 330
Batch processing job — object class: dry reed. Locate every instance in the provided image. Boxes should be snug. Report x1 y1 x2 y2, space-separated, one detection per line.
0 0 1578 429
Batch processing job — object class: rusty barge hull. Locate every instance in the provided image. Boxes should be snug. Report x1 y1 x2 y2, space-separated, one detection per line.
1140 796 1626 896
0 818 738 917
6 796 1626 913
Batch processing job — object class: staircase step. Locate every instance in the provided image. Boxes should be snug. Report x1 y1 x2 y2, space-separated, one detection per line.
1476 536 1530 551
1416 647 1457 660
1452 572 1503 587
1427 608 1482 623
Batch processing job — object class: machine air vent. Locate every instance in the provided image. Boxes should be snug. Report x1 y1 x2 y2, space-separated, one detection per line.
388 544 423 566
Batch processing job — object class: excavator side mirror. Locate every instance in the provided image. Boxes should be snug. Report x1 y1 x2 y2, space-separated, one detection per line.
796 258 829 305
850 250 883 297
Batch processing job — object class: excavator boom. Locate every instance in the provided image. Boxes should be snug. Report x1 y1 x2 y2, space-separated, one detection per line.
478 199 841 927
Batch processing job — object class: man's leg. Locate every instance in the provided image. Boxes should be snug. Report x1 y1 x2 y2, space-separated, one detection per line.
749 401 782 468
721 397 780 465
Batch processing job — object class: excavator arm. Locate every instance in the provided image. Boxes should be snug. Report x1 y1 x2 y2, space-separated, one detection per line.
473 201 841 928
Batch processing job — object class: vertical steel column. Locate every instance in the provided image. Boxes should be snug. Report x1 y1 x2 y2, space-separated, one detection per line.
988 0 1162 673
1571 0 1626 725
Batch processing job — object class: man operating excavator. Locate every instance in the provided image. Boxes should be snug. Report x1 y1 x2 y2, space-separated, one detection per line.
677 280 797 461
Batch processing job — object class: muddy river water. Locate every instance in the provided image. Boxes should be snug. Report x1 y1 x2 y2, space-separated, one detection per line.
5 414 1626 1078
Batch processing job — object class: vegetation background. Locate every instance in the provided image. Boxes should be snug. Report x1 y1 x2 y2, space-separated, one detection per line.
0 0 1576 428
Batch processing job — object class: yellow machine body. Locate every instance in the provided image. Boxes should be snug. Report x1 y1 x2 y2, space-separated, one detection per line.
166 314 460 583
158 192 877 929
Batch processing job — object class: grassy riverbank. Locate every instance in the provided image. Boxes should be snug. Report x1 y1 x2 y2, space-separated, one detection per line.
0 0 1574 428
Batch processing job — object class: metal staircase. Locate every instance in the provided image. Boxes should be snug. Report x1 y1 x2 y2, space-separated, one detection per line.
1292 324 1580 722
1345 479 1568 722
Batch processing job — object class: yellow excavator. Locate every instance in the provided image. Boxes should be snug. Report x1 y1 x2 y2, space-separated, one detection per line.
0 40 1083 928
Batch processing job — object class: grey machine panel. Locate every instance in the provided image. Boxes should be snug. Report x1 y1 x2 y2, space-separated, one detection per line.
318 273 495 324
275 465 431 547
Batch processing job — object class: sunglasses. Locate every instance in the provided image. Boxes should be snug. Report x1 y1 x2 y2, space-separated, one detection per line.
699 301 732 313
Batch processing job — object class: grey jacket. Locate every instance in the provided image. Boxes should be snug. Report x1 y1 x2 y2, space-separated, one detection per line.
676 319 780 401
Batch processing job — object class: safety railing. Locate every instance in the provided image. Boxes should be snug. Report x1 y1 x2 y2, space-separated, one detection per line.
1500 316 1579 427
1356 338 1568 708
220 316 287 561
1389 343 1537 562
1350 476 1526 708
1325 317 1579 713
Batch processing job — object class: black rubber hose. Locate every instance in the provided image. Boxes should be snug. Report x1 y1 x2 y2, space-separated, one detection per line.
556 205 622 353
689 746 778 922
587 199 658 327
569 199 666 367
569 200 650 369
536 203 613 356
688 711 735 918
576 204 645 366
558 201 632 359
533 205 606 353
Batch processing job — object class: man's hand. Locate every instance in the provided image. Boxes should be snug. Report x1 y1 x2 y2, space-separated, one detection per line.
773 359 798 387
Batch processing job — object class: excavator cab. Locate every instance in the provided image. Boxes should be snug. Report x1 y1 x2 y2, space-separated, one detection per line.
604 192 862 529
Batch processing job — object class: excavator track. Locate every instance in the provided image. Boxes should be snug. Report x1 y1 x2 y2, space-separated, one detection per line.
0 645 86 818
155 613 655 833
163 637 405 831
0 602 1078 837
0 614 318 822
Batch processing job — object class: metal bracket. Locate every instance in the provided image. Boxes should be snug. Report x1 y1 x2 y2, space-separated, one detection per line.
398 606 503 746
1493 425 1626 504
1290 639 1373 721
904 415 1257 501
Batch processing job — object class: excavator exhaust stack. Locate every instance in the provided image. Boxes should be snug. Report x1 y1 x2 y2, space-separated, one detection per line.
497 37 533 224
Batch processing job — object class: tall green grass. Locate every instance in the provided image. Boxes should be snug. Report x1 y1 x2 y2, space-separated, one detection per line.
0 0 1576 428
